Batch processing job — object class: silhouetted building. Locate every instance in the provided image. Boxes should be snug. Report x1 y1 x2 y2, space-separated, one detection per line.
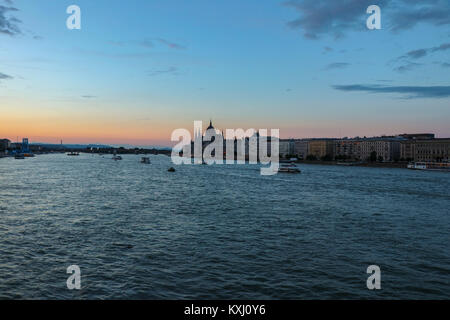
0 139 11 151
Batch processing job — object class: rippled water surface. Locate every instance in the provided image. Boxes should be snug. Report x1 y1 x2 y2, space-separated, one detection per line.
0 154 449 299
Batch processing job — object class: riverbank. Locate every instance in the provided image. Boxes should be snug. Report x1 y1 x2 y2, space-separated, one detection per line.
296 160 408 169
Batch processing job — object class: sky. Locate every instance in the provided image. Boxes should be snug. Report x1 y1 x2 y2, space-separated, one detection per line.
0 0 449 146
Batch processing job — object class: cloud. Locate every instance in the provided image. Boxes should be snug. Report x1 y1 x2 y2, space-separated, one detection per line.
393 62 423 73
148 66 179 76
283 0 387 39
399 42 450 60
404 49 428 59
139 39 154 48
390 0 450 32
81 95 97 99
283 0 450 39
0 4 21 36
333 84 450 98
108 38 186 50
431 42 450 53
0 72 13 80
108 39 153 48
433 61 450 68
157 38 186 50
322 46 333 54
324 62 350 70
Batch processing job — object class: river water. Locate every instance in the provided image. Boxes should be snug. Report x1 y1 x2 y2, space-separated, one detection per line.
0 153 449 299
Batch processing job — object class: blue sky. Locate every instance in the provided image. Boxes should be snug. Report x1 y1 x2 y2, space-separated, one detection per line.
1 0 449 145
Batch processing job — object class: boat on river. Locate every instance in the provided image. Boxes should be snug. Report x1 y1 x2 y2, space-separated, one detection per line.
278 163 301 174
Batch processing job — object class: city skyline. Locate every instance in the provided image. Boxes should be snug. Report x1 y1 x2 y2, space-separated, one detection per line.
1 0 450 146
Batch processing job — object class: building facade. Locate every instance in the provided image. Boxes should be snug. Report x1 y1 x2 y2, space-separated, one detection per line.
308 139 335 160
359 139 400 162
410 139 450 162
293 140 309 160
279 139 295 158
334 139 362 161
400 141 415 161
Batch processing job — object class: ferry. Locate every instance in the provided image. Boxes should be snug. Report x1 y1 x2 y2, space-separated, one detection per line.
278 163 301 174
407 162 450 172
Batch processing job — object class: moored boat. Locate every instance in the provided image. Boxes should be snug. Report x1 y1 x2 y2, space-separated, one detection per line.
112 150 122 160
407 162 450 171
67 152 80 156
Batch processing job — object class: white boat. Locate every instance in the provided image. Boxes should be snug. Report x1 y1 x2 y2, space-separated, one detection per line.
141 157 150 164
112 151 122 161
407 162 450 171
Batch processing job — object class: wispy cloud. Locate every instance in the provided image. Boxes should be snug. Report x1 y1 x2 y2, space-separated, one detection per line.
108 38 186 50
0 72 13 80
139 39 154 48
81 95 97 99
404 49 428 59
283 0 450 39
399 42 450 60
0 3 21 36
148 66 179 76
390 42 450 72
157 38 186 50
393 62 423 73
324 62 350 70
322 46 333 54
333 84 450 99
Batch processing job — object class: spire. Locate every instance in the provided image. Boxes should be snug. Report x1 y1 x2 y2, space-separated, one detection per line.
207 119 214 130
